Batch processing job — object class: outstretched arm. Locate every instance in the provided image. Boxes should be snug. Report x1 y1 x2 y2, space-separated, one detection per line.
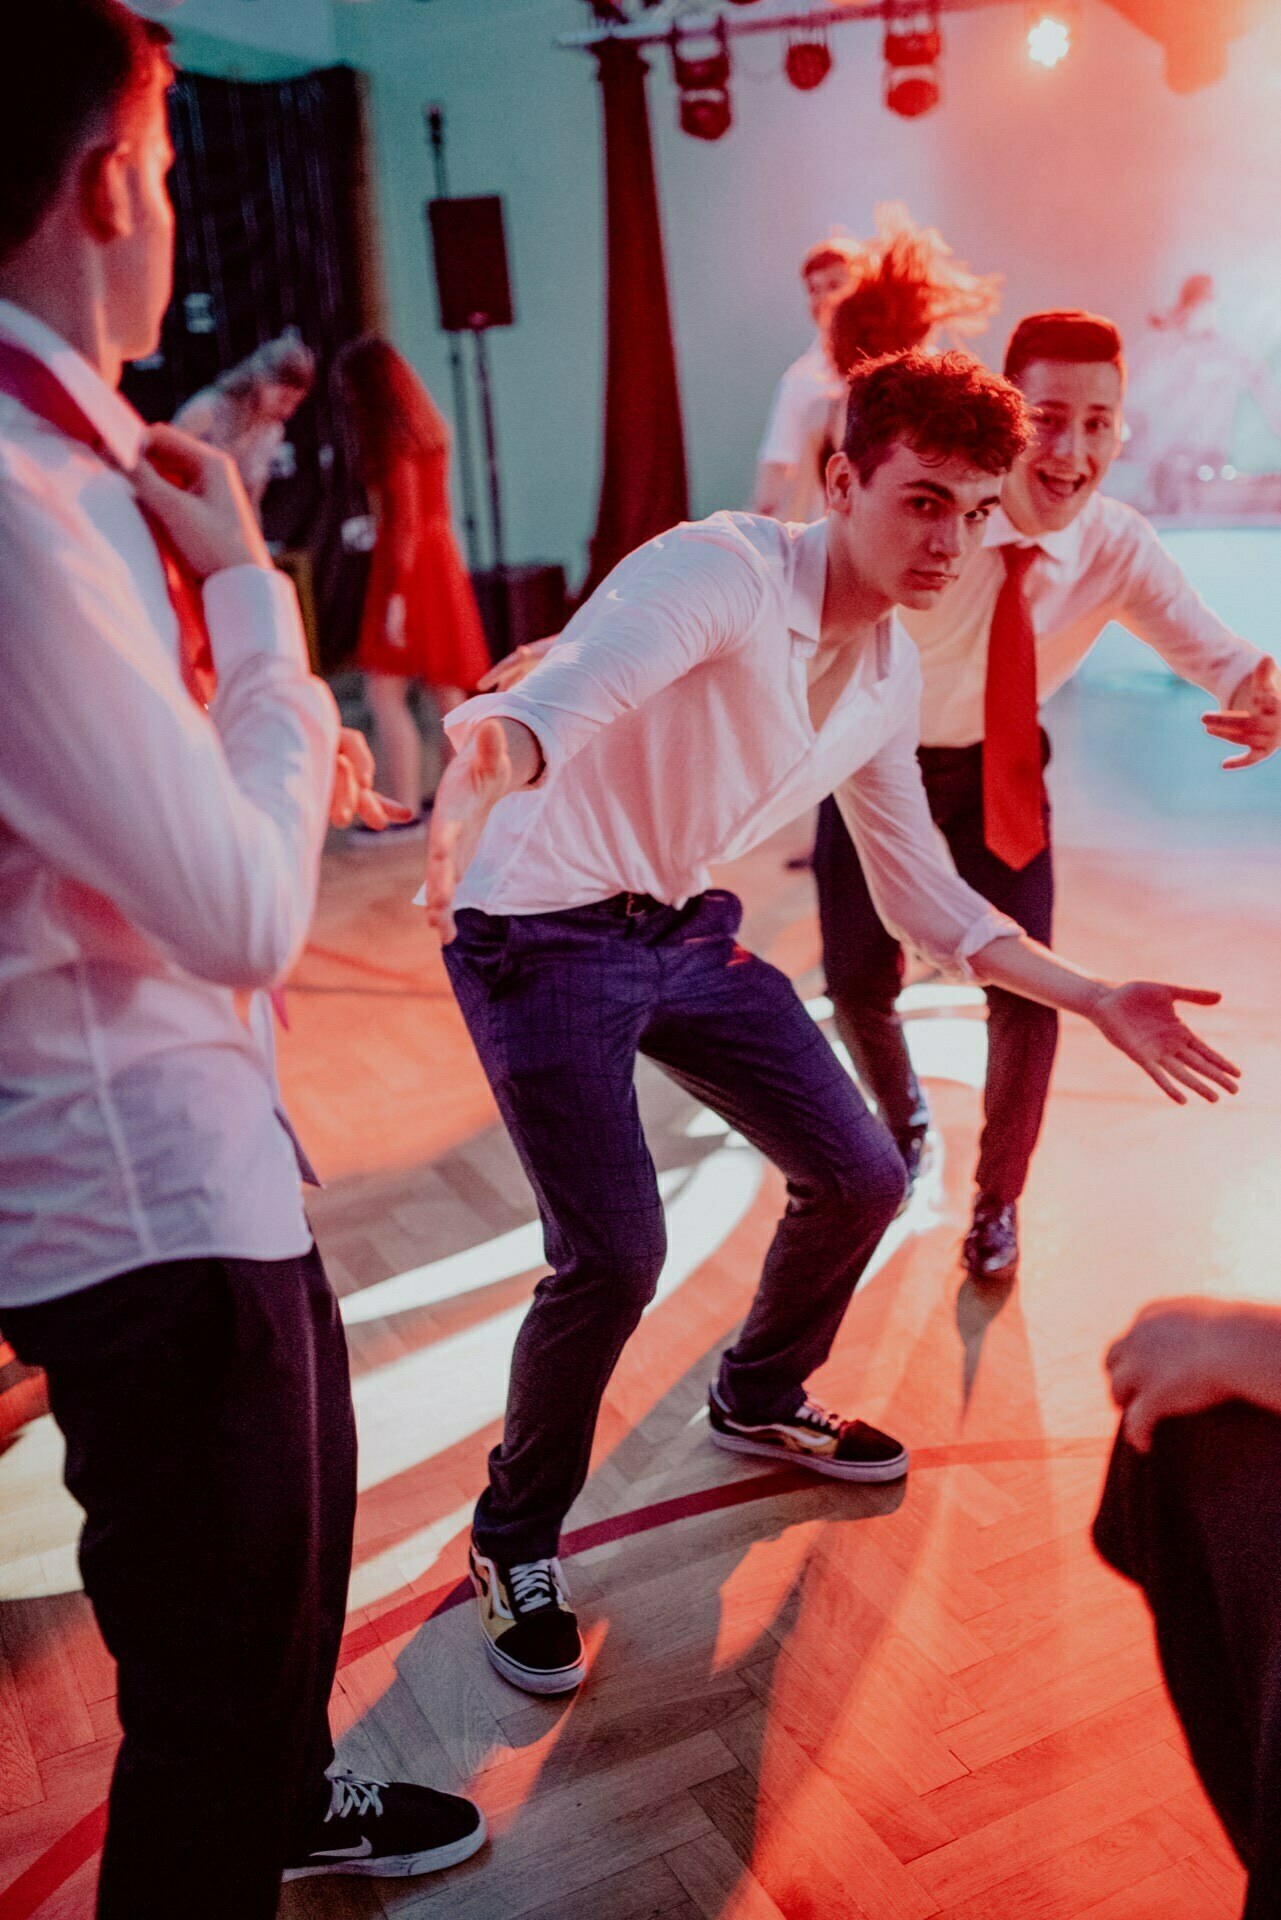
1106 1299 1281 1450
1115 517 1275 766
839 706 1241 1107
971 938 1239 1106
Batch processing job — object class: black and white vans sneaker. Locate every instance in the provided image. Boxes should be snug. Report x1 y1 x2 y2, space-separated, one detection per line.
708 1385 909 1483
282 1771 485 1880
469 1538 586 1695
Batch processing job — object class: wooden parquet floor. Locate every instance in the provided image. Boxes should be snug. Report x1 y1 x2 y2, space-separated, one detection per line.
1 674 1278 1918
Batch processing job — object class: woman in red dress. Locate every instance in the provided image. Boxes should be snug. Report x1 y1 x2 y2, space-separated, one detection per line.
336 336 490 822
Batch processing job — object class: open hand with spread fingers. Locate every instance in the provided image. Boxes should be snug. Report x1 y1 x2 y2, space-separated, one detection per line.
1202 654 1281 769
1089 980 1241 1104
424 716 539 942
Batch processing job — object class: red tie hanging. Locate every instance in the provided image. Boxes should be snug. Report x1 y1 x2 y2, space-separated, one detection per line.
0 340 216 704
982 542 1046 871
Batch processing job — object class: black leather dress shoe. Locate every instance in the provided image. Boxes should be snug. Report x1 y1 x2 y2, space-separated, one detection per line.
962 1195 1019 1280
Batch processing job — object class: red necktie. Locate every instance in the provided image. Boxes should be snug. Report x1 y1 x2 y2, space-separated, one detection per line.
0 339 216 705
982 543 1046 870
0 340 295 1026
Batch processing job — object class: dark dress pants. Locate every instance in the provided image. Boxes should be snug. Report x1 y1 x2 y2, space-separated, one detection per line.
3 1245 356 1920
1094 1405 1281 1919
815 738 1059 1204
444 889 908 1565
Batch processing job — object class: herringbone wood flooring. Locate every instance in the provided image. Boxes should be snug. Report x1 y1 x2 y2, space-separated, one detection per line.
1 675 1278 1917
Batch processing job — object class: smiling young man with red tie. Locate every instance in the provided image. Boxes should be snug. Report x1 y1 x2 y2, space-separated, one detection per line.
0 4 482 1911
815 310 1281 1282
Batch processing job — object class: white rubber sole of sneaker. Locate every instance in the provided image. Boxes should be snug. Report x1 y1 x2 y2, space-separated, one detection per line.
709 1427 910 1482
481 1625 586 1695
281 1812 488 1879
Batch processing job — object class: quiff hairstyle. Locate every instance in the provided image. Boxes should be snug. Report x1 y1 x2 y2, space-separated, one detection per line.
1003 310 1126 386
842 349 1030 486
0 0 172 264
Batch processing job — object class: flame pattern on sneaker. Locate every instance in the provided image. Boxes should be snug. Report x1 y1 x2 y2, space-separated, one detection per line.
468 1539 586 1695
707 1386 909 1482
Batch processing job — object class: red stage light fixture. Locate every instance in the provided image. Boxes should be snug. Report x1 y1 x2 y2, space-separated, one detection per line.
671 23 733 142
785 35 833 91
884 6 942 118
885 71 941 115
679 91 733 140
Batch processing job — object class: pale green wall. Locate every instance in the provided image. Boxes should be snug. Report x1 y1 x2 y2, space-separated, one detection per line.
336 1 1281 583
133 0 335 65
334 0 605 581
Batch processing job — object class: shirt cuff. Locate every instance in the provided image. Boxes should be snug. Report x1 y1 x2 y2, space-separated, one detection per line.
941 905 1021 983
203 565 309 677
1213 643 1266 708
443 693 556 786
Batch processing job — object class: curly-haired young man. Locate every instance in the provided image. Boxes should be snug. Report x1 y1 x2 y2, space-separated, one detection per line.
422 348 1240 1701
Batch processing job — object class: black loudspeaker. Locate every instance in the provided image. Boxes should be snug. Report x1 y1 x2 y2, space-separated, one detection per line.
472 563 569 661
427 195 514 332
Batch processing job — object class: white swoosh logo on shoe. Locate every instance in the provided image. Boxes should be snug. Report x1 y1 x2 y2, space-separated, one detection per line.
312 1838 373 1860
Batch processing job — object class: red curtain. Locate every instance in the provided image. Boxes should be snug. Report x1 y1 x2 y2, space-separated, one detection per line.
583 40 689 596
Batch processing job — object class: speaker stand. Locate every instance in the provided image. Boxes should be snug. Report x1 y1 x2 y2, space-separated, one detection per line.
424 106 482 573
471 325 510 658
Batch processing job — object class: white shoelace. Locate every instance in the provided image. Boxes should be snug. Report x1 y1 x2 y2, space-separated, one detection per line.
325 1772 386 1823
797 1399 842 1436
509 1559 559 1613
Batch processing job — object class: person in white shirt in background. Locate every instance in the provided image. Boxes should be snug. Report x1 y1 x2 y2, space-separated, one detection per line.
814 310 1281 1284
0 4 483 1911
751 232 860 523
422 347 1240 1704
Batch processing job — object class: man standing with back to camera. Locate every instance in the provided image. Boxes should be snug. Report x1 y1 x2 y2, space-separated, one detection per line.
0 4 483 1911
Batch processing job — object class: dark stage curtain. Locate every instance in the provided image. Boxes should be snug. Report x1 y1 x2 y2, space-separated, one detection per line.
583 41 689 596
123 66 377 672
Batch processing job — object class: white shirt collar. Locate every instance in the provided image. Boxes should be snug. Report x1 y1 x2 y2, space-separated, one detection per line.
787 518 829 655
982 497 1097 571
787 515 893 680
0 298 145 471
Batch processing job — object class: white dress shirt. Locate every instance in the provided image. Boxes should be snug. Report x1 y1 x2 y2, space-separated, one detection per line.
0 301 339 1306
444 513 1013 974
903 493 1264 748
757 341 843 524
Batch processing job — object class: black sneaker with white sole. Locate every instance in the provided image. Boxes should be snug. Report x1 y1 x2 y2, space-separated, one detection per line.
469 1538 586 1695
708 1386 909 1482
282 1771 485 1881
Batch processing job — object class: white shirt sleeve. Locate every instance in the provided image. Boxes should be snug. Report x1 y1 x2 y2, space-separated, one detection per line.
1116 517 1264 705
444 526 766 777
0 478 339 990
834 697 1017 979
758 362 815 468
